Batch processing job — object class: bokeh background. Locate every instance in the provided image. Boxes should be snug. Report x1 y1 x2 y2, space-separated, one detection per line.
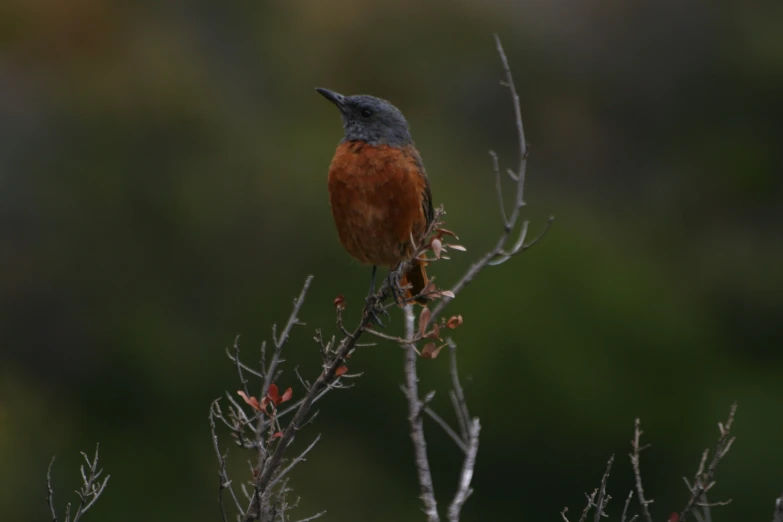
2 1 781 520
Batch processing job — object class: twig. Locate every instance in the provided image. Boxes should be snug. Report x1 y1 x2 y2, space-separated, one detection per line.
210 400 243 520
243 295 377 520
594 455 614 522
71 444 111 522
447 417 480 522
232 336 253 397
256 277 314 452
292 511 327 522
267 435 322 491
679 402 737 522
489 150 509 230
403 304 440 522
630 418 654 522
620 490 634 522
422 405 468 453
427 34 552 326
46 457 58 522
447 341 471 445
579 489 598 522
45 444 110 522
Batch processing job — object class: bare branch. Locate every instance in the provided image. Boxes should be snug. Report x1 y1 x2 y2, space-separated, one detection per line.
427 35 552 325
594 455 614 522
679 402 738 522
71 444 111 522
210 400 243 520
46 445 110 522
46 457 58 522
260 276 314 415
579 489 598 522
620 490 634 522
403 304 440 522
630 418 654 522
447 418 480 522
494 33 527 192
242 289 379 520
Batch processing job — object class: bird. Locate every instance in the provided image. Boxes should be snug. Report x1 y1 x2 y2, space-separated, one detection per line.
316 87 434 309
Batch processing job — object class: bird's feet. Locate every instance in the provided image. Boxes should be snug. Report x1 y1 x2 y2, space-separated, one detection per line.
364 292 390 327
385 266 409 307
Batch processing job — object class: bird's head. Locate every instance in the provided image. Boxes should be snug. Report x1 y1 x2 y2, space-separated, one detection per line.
316 88 413 147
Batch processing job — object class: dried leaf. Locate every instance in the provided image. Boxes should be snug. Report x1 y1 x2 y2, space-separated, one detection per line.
237 390 262 411
437 228 459 239
280 387 293 404
446 244 466 251
440 290 455 299
431 238 443 258
421 342 437 359
421 342 447 359
335 365 348 377
446 315 464 330
419 307 431 337
425 323 441 340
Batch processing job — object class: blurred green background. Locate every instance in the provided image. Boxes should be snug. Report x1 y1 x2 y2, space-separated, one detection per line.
2 1 781 520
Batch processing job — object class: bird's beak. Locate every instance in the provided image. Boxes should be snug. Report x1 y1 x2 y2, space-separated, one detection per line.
315 87 346 109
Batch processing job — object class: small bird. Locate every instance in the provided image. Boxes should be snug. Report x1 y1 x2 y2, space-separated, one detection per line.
316 88 434 307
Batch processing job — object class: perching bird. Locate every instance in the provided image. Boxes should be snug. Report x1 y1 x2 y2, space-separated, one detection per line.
316 88 433 307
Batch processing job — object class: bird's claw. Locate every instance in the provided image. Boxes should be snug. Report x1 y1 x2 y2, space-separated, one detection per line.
364 293 390 327
386 268 408 306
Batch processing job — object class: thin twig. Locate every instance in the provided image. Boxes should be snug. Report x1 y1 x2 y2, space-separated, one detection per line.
449 390 469 444
291 511 327 522
427 35 552 326
579 489 598 522
630 419 654 522
46 457 58 522
243 297 376 520
46 444 110 522
256 277 314 445
679 402 738 522
210 400 243 519
71 444 110 522
422 405 468 453
594 455 614 522
489 150 510 230
620 490 634 522
267 435 322 491
447 341 471 444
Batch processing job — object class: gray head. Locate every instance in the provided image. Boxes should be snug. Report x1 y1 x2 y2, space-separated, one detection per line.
316 88 413 147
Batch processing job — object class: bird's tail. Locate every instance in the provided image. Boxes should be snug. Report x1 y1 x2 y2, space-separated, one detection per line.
401 259 430 306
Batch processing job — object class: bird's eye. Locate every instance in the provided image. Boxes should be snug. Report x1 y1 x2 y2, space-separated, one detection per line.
361 108 373 118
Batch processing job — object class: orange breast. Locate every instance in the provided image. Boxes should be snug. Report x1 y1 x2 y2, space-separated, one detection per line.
327 141 429 267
